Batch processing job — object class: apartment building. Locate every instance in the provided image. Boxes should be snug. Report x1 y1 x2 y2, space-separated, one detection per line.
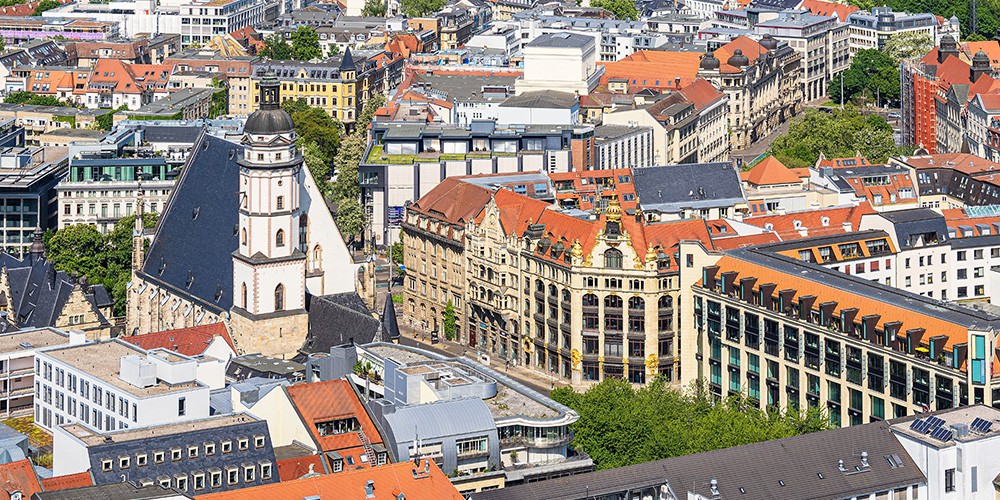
33 339 213 433
696 35 803 150
684 241 1000 429
252 50 385 132
0 17 118 44
0 104 110 145
753 10 849 102
0 146 67 252
603 79 729 164
965 93 1000 163
0 328 72 420
177 0 269 48
593 125 654 169
164 54 256 115
890 152 1000 210
845 6 937 56
53 414 278 496
362 121 595 245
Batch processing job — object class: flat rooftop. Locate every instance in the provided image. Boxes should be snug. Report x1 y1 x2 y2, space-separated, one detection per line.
42 340 203 398
62 413 259 447
0 327 66 355
890 405 1000 448
230 353 304 375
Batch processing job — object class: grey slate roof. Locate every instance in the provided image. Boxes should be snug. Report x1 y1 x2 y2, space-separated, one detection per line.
472 420 926 500
526 32 593 49
139 133 240 313
875 208 949 249
32 483 192 500
633 163 746 213
499 91 578 109
381 294 400 341
3 254 109 330
295 292 382 361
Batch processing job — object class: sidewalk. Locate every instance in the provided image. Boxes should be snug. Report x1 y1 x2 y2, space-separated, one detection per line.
396 317 572 395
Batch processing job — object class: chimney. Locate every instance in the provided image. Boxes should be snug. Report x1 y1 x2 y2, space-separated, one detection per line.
861 451 869 468
842 222 852 232
68 329 86 346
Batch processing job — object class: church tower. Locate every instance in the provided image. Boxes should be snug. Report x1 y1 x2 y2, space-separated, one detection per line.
230 71 309 356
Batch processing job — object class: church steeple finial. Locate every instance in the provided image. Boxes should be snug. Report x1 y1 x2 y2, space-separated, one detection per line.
28 227 44 260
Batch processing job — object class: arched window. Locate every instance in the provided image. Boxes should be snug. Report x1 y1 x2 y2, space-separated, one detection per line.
628 297 644 310
604 248 623 269
604 295 623 308
276 229 285 247
312 245 322 271
241 228 247 245
276 196 284 210
582 293 598 307
659 295 674 309
241 283 247 309
274 284 284 311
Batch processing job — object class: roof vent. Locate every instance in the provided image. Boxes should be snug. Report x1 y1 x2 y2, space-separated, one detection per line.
710 479 720 497
185 271 194 289
18 342 31 349
861 451 869 468
365 479 375 498
192 207 200 220
229 148 236 160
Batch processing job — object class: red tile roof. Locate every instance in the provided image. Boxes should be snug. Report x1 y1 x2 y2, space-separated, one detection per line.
741 203 877 240
712 232 782 250
714 36 768 74
40 471 92 491
599 51 702 91
799 0 858 22
743 156 800 186
121 322 235 357
409 177 493 226
678 78 726 110
277 454 325 482
198 459 463 500
0 460 42 498
286 380 383 468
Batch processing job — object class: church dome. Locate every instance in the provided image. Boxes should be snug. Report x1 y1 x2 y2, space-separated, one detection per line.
244 71 295 136
727 49 749 68
700 51 720 70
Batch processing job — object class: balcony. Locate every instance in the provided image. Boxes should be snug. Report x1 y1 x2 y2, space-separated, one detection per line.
500 434 572 449
457 449 491 460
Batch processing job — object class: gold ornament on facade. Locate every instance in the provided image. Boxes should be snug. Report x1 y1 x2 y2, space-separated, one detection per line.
645 354 658 374
645 244 657 263
571 348 582 369
605 196 623 222
571 239 583 257
621 357 628 366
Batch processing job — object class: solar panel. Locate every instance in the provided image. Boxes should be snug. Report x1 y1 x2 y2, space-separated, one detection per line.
971 417 988 432
930 427 954 442
910 418 925 431
981 421 994 433
926 416 945 432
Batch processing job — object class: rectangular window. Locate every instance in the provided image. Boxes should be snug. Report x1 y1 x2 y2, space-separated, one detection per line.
945 468 955 492
178 397 186 416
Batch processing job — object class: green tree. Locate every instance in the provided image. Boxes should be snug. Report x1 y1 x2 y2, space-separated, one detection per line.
92 105 127 131
335 196 365 238
362 0 387 16
442 300 456 340
4 91 66 107
770 107 910 169
303 141 332 196
260 34 292 60
32 0 60 15
591 0 638 20
552 377 830 470
45 214 158 316
399 0 444 17
281 98 310 115
882 31 934 64
333 134 364 201
390 234 404 266
291 106 342 166
827 49 899 107
291 26 322 61
355 93 386 138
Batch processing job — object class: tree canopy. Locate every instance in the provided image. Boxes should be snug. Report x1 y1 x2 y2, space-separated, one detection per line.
769 108 911 169
32 0 60 15
45 213 159 316
591 0 639 20
4 91 67 107
552 378 830 470
291 106 342 166
882 31 934 64
362 0 387 17
291 26 322 61
399 0 444 17
827 49 899 107
260 34 292 60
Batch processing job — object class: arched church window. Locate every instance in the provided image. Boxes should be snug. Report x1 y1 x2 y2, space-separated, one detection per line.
241 283 247 309
241 228 247 246
274 284 284 311
313 245 322 271
276 229 285 247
